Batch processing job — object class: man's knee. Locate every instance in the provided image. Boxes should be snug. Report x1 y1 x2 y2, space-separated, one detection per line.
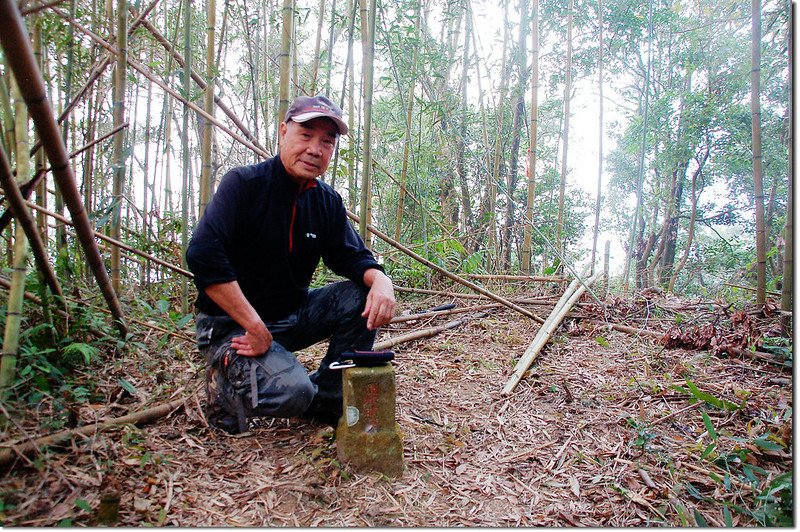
235 343 315 418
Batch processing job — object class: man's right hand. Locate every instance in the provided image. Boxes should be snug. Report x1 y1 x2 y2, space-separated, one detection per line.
230 321 273 357
204 281 272 357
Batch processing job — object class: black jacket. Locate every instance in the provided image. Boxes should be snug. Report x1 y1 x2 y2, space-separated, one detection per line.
186 155 382 321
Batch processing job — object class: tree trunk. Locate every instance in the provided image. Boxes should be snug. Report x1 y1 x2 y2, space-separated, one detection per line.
455 0 473 239
589 0 604 275
750 0 767 305
199 0 216 218
623 0 654 292
484 0 510 268
358 0 376 245
554 0 573 263
180 0 192 314
110 0 127 294
668 150 708 293
780 2 792 335
521 0 539 274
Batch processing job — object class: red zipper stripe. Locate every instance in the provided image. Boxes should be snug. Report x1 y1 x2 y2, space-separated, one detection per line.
289 180 317 253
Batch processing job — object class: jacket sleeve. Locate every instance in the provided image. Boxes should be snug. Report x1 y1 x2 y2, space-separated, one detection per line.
321 196 384 283
185 169 244 291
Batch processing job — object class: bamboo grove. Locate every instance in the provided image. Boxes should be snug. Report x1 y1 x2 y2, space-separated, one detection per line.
0 0 793 383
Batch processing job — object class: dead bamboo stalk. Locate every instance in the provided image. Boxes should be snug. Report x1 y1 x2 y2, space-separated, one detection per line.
464 274 568 282
24 199 193 278
390 303 501 324
393 285 557 306
722 282 781 297
374 313 489 350
584 320 662 339
348 211 543 323
0 395 190 467
502 273 600 395
0 0 127 336
0 148 63 298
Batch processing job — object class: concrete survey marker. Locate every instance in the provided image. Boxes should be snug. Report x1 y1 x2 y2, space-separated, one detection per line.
336 364 404 477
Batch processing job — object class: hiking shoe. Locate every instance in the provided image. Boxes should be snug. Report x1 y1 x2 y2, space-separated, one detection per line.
205 366 243 435
301 394 342 427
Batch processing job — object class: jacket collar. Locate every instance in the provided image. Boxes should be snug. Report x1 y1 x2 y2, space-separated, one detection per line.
274 154 319 193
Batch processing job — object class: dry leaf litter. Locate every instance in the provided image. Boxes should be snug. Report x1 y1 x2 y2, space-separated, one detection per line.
0 282 792 526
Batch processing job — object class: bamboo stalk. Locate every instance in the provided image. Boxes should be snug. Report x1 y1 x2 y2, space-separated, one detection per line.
0 396 190 467
347 211 545 323
28 0 160 157
502 273 600 395
0 0 128 336
464 274 567 282
393 285 557 306
0 102 31 391
390 303 501 324
0 150 63 298
129 10 265 152
374 313 489 350
0 74 35 390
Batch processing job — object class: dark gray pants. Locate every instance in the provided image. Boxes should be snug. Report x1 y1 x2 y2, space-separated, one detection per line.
195 281 377 429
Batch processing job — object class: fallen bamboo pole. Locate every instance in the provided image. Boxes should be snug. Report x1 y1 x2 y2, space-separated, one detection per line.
502 273 600 395
374 313 490 350
348 212 544 323
723 282 781 298
464 274 568 282
390 303 501 324
0 395 190 467
393 285 558 306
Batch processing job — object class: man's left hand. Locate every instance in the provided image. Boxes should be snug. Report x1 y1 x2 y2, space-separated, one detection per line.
362 269 396 330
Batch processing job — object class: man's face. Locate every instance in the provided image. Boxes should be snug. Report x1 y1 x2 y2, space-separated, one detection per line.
279 118 338 181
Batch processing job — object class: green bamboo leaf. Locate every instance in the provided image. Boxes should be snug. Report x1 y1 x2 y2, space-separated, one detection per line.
752 437 782 451
701 442 716 459
118 378 137 395
75 498 91 511
693 509 708 527
723 506 733 527
596 336 610 347
701 411 717 440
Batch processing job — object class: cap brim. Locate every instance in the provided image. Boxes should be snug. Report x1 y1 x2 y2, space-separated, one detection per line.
291 111 348 136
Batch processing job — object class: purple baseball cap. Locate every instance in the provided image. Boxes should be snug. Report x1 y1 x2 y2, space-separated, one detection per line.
284 95 348 135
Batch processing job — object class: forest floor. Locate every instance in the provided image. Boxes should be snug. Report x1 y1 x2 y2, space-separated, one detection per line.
0 281 793 526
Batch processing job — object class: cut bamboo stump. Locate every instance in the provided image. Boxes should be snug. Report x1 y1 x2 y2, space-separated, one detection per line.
502 273 600 395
